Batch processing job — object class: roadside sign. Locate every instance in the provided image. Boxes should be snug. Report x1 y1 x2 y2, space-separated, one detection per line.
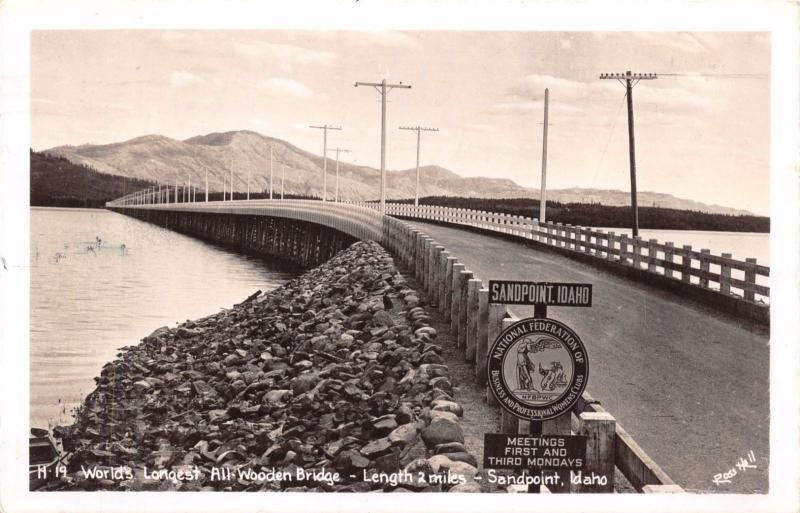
487 317 588 421
483 433 587 470
488 280 592 307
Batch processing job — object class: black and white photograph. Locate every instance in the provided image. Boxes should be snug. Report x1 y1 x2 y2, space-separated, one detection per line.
1 1 798 512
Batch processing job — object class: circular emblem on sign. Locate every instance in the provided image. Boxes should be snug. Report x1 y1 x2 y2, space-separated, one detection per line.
487 318 588 421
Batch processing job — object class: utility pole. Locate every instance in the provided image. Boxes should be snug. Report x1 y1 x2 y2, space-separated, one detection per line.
247 166 251 200
539 88 549 223
327 148 351 203
269 147 274 200
281 164 285 200
175 177 178 203
309 124 342 202
354 78 412 213
205 168 209 202
399 125 438 207
229 161 234 202
599 71 657 237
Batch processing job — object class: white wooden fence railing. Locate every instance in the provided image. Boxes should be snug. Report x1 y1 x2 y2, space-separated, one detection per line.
350 202 770 306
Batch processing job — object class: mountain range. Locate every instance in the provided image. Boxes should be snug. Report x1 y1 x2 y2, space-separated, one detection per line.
43 130 753 215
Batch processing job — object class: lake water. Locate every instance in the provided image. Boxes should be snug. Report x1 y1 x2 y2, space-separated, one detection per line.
30 208 296 428
594 227 769 266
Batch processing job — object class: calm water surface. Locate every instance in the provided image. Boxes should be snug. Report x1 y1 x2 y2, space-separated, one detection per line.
30 208 295 427
595 227 769 265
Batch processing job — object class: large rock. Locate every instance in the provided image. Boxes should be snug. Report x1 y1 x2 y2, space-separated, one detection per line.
421 418 464 447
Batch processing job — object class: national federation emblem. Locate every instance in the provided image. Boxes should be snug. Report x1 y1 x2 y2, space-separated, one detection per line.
487 318 588 421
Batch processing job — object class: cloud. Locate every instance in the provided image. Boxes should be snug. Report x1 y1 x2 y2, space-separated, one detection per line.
168 71 204 87
232 39 335 65
263 78 324 100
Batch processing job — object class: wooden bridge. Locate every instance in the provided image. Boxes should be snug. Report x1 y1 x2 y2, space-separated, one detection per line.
107 194 769 493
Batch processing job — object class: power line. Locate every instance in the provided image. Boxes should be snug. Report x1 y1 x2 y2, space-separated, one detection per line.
659 72 768 79
591 92 627 188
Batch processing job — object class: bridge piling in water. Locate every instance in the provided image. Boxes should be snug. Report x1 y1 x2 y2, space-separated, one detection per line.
109 207 357 269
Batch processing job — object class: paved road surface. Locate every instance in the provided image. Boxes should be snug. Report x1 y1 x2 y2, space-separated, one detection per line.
406 220 769 493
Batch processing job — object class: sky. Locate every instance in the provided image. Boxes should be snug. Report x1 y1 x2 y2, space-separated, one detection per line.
30 31 771 214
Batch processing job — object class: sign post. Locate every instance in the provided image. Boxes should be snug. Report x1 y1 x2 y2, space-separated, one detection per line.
485 280 592 493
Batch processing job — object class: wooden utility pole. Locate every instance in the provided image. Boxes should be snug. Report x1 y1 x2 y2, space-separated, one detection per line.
599 71 657 237
281 164 285 200
205 167 209 202
309 124 342 201
354 78 412 213
539 88 549 223
269 147 274 200
399 125 439 207
327 148 351 202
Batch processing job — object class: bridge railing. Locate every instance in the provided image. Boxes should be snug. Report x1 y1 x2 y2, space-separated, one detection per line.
350 201 770 306
107 198 384 242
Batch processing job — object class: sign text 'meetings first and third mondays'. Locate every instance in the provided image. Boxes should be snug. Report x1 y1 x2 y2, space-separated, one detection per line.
488 280 592 307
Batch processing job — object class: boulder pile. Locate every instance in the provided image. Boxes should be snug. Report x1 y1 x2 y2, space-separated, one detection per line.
51 241 480 492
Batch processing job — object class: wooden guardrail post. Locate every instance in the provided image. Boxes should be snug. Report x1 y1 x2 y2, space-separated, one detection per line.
416 235 425 286
409 230 420 274
582 228 592 255
664 242 674 278
450 263 466 332
466 279 481 362
606 232 616 261
443 258 457 320
555 223 564 247
438 251 451 311
744 257 757 302
575 411 616 493
475 287 490 384
699 248 711 288
486 304 507 408
681 245 693 283
456 269 473 347
720 253 732 296
422 237 432 292
619 234 629 265
632 237 642 269
647 239 658 272
430 245 444 307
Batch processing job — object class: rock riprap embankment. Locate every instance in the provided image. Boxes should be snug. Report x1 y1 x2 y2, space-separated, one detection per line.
52 241 480 491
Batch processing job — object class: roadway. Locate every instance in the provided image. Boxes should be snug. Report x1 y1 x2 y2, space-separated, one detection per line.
406 220 769 493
